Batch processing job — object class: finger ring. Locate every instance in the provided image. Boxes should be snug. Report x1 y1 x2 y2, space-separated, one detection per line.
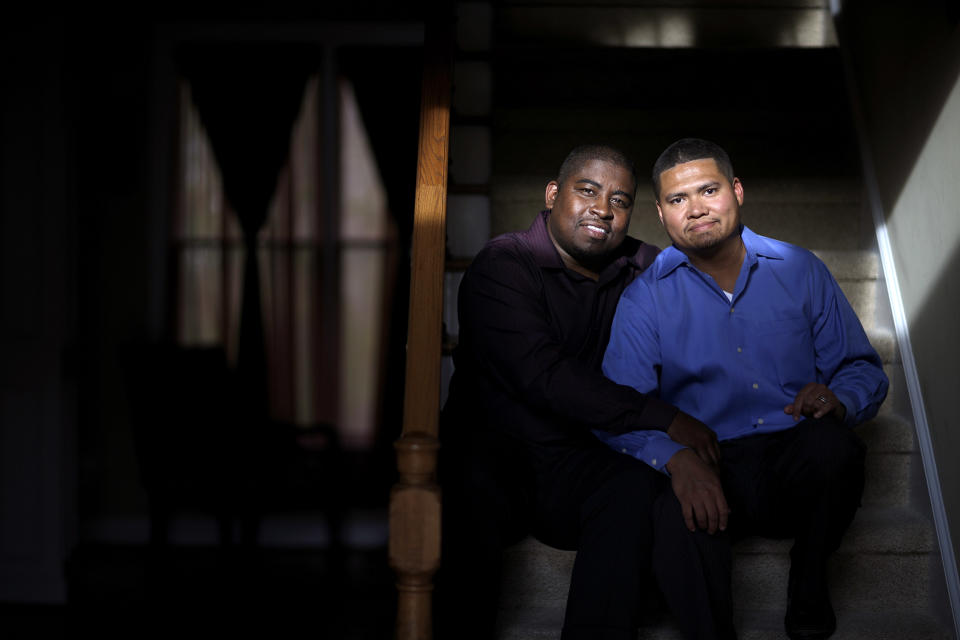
817 395 828 404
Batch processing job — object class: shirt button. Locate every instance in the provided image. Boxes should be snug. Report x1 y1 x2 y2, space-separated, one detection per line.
651 458 657 466
758 418 765 425
737 346 743 352
752 382 759 389
730 307 735 313
621 447 627 454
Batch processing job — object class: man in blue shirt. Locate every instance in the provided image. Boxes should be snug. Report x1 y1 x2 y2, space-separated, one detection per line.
596 138 889 640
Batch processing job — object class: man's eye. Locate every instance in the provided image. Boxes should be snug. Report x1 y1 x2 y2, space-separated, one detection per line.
704 188 716 196
670 197 682 205
580 188 595 195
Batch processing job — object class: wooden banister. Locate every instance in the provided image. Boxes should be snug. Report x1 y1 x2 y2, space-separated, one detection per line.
389 17 453 640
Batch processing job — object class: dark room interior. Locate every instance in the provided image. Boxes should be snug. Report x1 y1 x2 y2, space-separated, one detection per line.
3 2 960 639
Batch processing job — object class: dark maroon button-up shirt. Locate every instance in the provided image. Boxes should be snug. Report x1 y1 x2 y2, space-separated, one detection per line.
443 210 678 450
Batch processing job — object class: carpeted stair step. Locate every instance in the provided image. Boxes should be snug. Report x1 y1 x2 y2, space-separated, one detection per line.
857 412 915 453
862 451 914 507
746 203 869 251
734 609 954 640
873 331 898 364
485 66 951 637
836 278 880 329
498 605 954 639
500 506 935 603
812 249 879 280
498 503 941 638
734 549 935 614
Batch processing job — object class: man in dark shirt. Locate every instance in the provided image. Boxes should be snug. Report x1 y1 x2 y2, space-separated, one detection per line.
438 145 734 640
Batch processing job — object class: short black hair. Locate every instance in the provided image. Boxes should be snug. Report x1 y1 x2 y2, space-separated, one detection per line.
557 144 637 194
652 138 735 200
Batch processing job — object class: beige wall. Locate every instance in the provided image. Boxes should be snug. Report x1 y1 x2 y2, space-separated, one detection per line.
841 0 960 588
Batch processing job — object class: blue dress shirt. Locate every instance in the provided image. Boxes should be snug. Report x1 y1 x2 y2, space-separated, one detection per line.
595 226 889 473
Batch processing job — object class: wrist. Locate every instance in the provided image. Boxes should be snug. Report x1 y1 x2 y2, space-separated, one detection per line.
833 403 847 423
664 447 690 474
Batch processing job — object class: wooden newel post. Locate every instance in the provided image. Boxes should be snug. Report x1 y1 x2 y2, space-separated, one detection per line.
389 14 453 640
391 433 442 638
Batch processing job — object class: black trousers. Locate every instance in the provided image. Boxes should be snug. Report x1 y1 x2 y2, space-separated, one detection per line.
718 416 867 607
437 428 734 640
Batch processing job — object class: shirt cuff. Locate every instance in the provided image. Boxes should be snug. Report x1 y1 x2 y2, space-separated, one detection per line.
832 390 856 426
618 436 686 474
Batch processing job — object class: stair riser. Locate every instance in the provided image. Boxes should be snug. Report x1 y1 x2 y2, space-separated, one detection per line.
500 542 575 609
500 550 935 617
857 415 915 453
735 552 936 613
837 279 879 331
863 452 914 507
812 250 880 280
498 612 954 640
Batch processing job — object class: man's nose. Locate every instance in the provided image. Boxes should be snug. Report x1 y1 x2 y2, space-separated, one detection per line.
590 199 613 218
688 196 708 218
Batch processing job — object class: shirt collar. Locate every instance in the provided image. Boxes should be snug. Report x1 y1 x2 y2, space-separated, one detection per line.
654 225 784 279
528 210 566 269
742 225 785 261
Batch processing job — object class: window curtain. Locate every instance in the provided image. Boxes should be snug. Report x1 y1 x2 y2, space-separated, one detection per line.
177 44 315 421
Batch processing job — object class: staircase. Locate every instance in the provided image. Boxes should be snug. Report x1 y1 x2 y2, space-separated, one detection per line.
492 178 954 639
440 3 956 638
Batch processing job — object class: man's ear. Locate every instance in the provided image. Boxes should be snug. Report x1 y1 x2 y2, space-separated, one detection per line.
545 181 559 209
733 177 744 206
656 201 665 227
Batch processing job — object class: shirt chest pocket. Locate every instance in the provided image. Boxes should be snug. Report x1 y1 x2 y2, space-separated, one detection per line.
751 314 816 393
